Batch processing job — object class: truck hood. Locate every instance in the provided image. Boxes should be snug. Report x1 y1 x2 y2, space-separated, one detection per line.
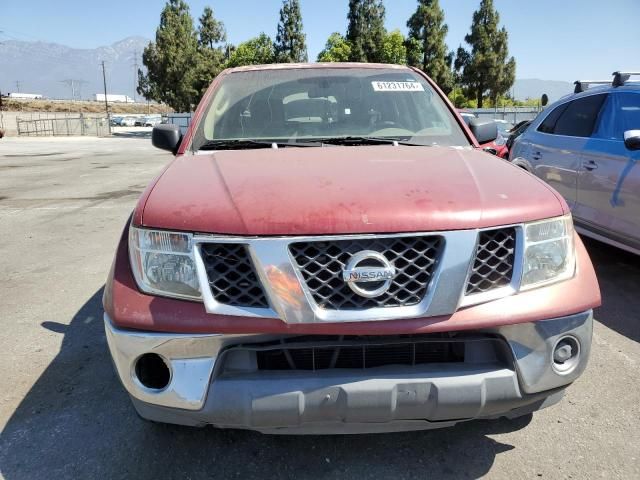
140 145 566 235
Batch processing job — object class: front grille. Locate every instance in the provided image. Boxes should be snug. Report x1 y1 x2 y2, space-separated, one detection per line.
466 228 516 295
252 336 464 371
289 236 443 310
200 243 269 308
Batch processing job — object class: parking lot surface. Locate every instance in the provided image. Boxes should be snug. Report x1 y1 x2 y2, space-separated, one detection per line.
0 136 638 479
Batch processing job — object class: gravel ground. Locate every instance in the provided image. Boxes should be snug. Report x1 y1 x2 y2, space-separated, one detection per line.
0 136 638 479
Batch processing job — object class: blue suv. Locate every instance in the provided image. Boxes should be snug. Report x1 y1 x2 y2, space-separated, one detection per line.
510 72 640 254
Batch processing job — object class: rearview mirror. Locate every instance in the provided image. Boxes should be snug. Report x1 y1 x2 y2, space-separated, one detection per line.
624 130 640 151
468 118 498 145
152 124 182 153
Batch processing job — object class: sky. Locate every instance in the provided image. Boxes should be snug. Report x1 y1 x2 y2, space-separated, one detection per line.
1 0 638 82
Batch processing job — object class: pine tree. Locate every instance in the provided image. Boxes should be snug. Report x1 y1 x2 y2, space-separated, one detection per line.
274 0 308 63
455 0 516 107
195 7 227 97
198 6 226 49
139 0 201 111
346 0 386 63
406 0 453 93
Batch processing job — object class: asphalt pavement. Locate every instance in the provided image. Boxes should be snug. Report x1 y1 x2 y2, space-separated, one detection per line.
0 135 638 479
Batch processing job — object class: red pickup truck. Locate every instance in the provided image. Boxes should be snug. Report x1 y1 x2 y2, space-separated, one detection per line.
103 63 600 434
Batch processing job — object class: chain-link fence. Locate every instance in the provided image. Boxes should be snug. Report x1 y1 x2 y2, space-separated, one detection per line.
166 113 193 135
468 107 543 124
16 114 110 137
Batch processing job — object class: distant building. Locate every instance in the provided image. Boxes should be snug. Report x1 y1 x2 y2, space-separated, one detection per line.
7 93 43 99
94 94 134 103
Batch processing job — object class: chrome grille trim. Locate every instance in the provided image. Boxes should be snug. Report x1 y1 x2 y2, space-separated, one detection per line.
465 228 517 295
459 225 524 308
200 243 270 308
289 236 444 310
191 227 522 324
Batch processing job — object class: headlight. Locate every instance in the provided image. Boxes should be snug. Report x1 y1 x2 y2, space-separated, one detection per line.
521 214 575 289
129 225 201 300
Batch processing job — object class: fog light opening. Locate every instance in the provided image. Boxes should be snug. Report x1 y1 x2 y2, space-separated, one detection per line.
135 353 171 390
552 336 580 374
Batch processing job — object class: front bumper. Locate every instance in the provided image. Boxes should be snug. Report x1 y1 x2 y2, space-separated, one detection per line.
105 310 592 433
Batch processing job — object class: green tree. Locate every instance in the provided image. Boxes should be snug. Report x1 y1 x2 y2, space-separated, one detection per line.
226 33 275 68
381 30 407 65
136 65 155 101
317 33 352 62
454 0 516 107
195 7 227 96
406 0 453 93
138 0 201 112
198 6 226 49
346 0 386 62
274 0 308 63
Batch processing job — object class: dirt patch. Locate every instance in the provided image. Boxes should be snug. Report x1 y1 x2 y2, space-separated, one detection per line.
54 157 81 162
0 165 26 170
88 189 142 201
3 99 171 114
3 152 63 158
54 189 142 202
0 189 142 207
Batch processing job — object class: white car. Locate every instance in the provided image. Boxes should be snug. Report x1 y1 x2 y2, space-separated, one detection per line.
119 117 136 127
143 116 162 127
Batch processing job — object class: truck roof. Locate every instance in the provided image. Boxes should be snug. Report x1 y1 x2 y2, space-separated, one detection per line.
224 62 412 74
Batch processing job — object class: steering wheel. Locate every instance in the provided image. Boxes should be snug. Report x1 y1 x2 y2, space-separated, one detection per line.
378 119 415 132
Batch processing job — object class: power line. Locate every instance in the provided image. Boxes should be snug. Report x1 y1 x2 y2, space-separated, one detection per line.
59 79 88 101
76 80 89 101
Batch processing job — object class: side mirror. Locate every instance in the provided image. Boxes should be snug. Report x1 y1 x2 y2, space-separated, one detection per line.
468 118 498 145
624 130 640 151
152 124 182 153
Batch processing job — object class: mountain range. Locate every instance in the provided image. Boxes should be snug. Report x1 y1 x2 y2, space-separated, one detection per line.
0 37 575 103
0 37 149 101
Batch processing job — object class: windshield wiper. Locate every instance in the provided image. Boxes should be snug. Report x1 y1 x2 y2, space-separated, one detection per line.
300 136 427 147
198 139 321 150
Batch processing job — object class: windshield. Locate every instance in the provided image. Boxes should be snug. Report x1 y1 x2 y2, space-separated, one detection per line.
193 67 471 150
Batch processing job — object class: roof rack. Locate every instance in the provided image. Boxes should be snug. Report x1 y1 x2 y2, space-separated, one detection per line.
574 80 610 94
612 71 640 87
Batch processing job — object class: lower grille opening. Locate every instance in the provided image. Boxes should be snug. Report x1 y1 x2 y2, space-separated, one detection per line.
256 341 463 370
219 333 513 374
216 334 511 373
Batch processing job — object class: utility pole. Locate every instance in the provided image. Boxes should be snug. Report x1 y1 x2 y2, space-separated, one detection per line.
132 50 139 103
15 80 22 93
101 61 110 133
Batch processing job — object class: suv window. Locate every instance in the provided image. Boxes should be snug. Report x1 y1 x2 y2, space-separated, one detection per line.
618 92 640 137
537 103 569 134
553 94 607 137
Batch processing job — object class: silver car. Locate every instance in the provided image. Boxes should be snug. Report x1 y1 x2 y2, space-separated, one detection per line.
510 72 640 254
